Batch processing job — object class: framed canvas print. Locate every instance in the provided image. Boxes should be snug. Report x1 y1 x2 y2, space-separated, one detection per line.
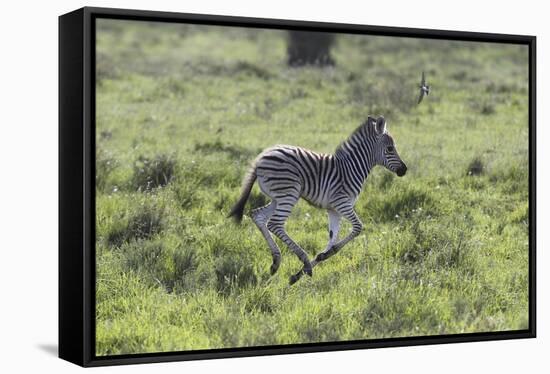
59 7 536 367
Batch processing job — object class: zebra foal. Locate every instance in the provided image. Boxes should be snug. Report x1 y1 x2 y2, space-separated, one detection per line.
228 116 407 284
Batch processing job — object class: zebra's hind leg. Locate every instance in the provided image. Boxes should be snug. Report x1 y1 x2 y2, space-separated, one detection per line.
267 198 313 283
268 220 313 281
251 201 282 275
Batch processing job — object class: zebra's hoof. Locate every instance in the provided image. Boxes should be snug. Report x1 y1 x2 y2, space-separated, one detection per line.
315 252 327 262
304 266 313 277
289 274 300 285
270 263 279 276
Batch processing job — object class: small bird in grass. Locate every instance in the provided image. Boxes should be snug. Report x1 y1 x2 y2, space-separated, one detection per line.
417 71 430 104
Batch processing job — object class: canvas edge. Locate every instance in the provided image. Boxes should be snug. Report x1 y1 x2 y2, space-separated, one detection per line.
59 7 86 367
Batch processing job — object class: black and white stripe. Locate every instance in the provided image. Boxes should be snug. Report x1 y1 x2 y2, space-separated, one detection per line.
228 116 407 284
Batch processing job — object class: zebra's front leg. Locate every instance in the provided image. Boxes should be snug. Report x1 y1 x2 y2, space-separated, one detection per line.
290 209 341 284
314 206 363 263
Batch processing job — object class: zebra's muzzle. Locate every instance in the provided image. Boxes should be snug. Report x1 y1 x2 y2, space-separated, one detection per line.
396 164 407 177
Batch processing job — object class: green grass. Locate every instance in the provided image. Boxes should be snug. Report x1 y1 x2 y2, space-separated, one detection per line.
95 19 530 356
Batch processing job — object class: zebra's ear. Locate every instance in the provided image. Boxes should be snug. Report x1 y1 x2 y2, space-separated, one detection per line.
366 116 376 129
375 116 386 135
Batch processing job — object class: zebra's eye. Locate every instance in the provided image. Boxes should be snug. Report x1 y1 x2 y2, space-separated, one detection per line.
386 146 395 153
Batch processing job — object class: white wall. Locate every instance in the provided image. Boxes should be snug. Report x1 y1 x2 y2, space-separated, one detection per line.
0 0 546 372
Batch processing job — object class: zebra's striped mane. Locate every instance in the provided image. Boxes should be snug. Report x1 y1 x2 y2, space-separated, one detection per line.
334 119 374 158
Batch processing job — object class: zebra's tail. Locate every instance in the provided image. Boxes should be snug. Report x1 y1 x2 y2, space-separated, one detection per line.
228 166 257 223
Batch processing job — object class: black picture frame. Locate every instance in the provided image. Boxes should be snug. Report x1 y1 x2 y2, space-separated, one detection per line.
59 6 536 367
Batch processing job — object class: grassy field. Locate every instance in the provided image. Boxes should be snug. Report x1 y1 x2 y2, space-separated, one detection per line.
95 19 530 355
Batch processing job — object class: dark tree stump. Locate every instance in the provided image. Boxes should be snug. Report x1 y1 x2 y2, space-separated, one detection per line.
287 31 335 67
